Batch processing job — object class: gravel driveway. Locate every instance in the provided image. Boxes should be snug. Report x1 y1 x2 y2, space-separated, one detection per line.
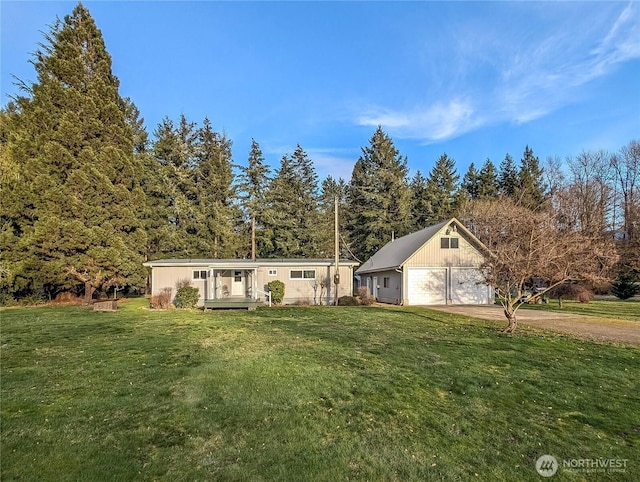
427 304 640 345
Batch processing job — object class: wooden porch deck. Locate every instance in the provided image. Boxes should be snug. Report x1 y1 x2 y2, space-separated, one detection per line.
203 298 263 311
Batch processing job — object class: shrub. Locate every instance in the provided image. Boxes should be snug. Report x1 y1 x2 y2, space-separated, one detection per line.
53 291 82 305
150 287 172 310
174 285 200 309
357 286 375 306
576 288 593 304
175 278 192 290
294 298 311 306
338 295 358 306
548 283 593 306
267 280 285 305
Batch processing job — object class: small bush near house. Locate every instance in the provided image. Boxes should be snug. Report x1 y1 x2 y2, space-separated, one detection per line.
357 286 375 306
267 280 285 305
150 287 172 310
337 295 358 306
294 298 311 306
174 285 200 309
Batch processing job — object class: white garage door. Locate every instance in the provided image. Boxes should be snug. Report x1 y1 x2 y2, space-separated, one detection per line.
451 268 490 304
407 268 447 305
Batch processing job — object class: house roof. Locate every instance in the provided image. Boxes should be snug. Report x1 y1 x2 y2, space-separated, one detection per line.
144 258 359 268
355 218 486 275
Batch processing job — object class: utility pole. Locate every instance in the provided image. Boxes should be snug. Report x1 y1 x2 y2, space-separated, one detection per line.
334 195 340 305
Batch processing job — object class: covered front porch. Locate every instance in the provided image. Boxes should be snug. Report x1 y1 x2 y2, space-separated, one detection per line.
204 268 269 309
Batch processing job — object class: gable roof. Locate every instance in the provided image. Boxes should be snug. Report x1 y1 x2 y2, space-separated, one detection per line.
355 218 486 275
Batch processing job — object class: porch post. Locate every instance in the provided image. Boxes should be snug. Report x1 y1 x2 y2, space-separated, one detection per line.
253 268 258 300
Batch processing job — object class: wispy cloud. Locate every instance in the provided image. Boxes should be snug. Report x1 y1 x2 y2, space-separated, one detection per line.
354 2 640 142
358 99 482 142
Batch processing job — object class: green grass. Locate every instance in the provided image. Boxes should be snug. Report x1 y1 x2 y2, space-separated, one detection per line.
520 299 640 322
1 299 639 481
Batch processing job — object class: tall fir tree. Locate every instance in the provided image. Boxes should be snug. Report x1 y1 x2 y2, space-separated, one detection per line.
193 118 239 258
347 127 411 261
424 153 462 222
1 3 146 301
516 145 547 210
461 162 479 199
262 155 300 257
262 145 321 258
151 115 201 256
237 139 271 259
498 153 519 197
477 158 498 199
410 170 431 229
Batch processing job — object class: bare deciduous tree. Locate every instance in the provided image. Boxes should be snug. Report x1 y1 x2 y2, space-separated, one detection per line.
463 198 616 333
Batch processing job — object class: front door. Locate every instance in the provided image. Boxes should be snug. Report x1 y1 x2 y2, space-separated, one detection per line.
231 270 244 296
372 276 378 299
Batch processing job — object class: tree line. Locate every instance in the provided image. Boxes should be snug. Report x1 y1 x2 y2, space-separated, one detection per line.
1 4 638 303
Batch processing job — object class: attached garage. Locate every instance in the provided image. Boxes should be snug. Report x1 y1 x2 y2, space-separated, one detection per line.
356 218 493 306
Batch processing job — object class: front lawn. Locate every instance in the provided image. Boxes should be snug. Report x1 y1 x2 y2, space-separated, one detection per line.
1 299 638 480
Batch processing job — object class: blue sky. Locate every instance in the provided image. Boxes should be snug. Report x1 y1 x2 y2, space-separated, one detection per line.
2 1 639 182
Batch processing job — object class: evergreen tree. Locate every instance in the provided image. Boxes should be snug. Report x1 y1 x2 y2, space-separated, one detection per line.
262 145 321 258
262 155 301 257
424 153 461 222
290 145 322 257
498 153 518 197
410 170 431 229
2 3 146 301
347 127 411 261
151 115 200 256
237 139 271 259
516 145 547 210
477 158 498 199
461 162 479 199
193 118 239 258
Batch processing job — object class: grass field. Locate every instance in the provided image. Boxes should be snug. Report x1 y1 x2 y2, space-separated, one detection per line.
520 299 640 322
1 299 639 481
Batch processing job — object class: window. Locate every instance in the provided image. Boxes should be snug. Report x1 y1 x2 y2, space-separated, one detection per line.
234 271 242 282
383 277 390 288
268 269 277 276
440 237 459 249
193 270 207 280
290 269 316 280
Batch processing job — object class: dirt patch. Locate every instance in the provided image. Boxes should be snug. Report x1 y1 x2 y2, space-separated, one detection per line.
427 305 640 345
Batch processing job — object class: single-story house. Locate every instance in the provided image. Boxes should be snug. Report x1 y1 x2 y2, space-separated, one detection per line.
143 258 359 307
356 218 493 305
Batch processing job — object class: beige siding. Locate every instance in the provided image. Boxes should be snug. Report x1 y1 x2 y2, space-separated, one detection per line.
257 265 354 305
404 230 484 268
363 269 402 304
151 266 210 304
